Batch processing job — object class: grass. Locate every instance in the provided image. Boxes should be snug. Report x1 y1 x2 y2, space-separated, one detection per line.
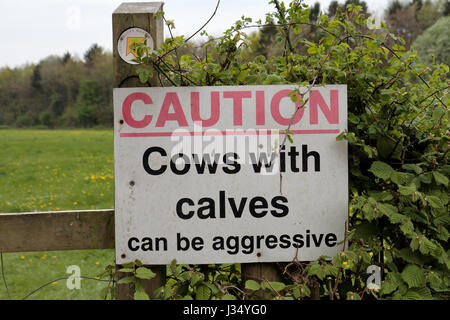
0 129 115 300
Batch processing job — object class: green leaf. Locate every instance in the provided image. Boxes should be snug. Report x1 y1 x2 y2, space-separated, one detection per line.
221 294 237 300
419 172 433 184
380 280 398 295
425 196 444 209
401 265 426 288
346 291 361 300
419 237 436 255
268 281 286 292
426 272 443 289
308 262 325 279
134 290 150 300
136 67 153 83
195 285 211 300
292 287 301 299
120 262 135 268
336 131 345 141
402 164 422 174
307 46 318 54
299 284 311 297
398 184 416 196
410 237 419 251
369 161 394 180
395 248 425 265
399 219 414 236
391 171 414 186
377 202 398 217
117 276 135 284
190 273 202 286
135 267 156 280
432 171 448 186
404 287 432 300
245 279 261 291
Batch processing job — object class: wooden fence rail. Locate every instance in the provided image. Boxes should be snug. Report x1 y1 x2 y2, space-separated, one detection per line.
0 210 115 253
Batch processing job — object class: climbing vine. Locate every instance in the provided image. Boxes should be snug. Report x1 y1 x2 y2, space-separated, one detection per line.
122 0 449 300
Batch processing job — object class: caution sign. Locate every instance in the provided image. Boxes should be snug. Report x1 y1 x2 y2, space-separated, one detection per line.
113 85 348 264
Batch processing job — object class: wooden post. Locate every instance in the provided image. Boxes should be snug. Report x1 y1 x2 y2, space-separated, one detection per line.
112 2 165 300
241 263 281 298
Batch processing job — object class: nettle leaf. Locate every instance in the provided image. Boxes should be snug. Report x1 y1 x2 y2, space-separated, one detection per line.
432 171 449 186
401 265 426 288
369 161 394 180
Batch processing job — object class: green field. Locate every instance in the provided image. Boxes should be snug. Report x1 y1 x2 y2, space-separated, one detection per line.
0 129 115 300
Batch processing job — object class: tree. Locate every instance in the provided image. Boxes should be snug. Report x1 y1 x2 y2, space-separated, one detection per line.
0 45 113 128
385 0 447 48
84 44 103 66
327 0 368 16
412 16 450 66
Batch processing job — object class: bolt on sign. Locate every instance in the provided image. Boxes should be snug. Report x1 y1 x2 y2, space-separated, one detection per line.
114 85 348 264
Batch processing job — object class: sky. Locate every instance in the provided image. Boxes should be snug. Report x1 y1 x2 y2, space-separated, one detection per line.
0 0 390 68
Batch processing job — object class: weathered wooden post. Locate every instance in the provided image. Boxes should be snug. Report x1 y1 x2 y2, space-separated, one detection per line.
112 2 165 300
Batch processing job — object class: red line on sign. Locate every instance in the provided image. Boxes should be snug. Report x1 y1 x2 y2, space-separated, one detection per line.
120 129 340 138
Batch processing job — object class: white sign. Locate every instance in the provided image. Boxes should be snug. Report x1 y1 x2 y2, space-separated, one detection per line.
114 85 348 264
117 27 154 65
